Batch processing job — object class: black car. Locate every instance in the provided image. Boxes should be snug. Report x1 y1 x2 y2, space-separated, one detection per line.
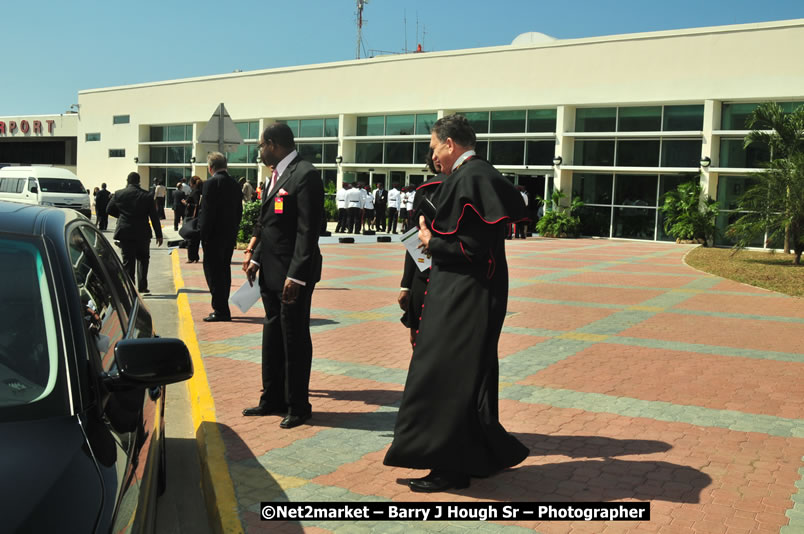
0 200 193 533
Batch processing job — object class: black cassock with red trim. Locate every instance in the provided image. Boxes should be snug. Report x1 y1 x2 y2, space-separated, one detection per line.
384 156 529 477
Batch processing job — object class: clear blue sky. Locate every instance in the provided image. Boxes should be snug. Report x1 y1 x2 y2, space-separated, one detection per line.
4 0 803 116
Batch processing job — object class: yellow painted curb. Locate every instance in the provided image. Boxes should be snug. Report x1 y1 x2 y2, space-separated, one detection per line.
172 251 244 534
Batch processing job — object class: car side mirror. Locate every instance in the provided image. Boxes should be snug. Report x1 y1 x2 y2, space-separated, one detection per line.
30 186 37 194
104 337 193 390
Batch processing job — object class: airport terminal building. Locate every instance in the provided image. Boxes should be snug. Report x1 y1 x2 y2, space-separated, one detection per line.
5 19 804 244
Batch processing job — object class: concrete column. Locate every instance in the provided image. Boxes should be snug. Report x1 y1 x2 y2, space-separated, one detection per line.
554 105 575 206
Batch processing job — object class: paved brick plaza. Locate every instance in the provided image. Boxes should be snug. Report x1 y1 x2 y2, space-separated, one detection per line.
178 237 804 533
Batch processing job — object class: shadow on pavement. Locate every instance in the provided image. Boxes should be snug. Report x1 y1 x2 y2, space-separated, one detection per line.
207 422 305 533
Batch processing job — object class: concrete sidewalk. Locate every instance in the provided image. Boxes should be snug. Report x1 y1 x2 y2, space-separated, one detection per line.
172 235 804 534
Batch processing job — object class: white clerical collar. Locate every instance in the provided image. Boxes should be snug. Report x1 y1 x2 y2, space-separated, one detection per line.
275 149 298 178
451 150 476 172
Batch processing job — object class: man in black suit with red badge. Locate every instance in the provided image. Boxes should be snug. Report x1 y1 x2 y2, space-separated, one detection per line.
243 123 324 429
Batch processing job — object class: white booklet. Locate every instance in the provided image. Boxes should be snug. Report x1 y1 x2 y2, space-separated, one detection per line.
400 226 432 272
229 278 261 314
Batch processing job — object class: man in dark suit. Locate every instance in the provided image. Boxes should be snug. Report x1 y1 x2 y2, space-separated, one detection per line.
172 180 186 231
106 172 163 293
374 182 387 232
243 123 324 429
94 182 111 230
199 152 243 322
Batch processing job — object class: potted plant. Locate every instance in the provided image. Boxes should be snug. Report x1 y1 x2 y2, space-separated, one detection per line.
534 189 584 238
659 179 718 245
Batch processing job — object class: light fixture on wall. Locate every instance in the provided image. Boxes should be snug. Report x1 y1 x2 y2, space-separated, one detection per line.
700 156 711 168
190 156 196 163
335 155 343 164
552 156 563 166
133 156 139 164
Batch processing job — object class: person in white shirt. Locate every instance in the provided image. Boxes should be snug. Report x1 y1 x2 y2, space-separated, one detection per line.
346 182 363 234
154 180 167 220
405 188 415 232
362 184 375 231
387 184 401 234
516 186 529 239
399 188 409 232
335 183 348 233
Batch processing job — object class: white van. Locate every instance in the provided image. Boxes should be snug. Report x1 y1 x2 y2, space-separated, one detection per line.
0 166 91 218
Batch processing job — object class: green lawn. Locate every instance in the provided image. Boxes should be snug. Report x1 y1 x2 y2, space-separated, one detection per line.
685 246 804 298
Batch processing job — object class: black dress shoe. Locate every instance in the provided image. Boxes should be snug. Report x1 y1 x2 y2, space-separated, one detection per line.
408 470 470 493
203 312 231 322
279 412 311 429
242 405 285 416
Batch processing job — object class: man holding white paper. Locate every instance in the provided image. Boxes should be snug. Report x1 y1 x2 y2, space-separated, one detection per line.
242 123 324 429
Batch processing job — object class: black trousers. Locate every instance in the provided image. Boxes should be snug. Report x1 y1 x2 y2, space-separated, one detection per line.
119 238 151 292
259 281 315 415
399 208 408 231
187 237 200 262
375 205 386 231
347 207 361 233
156 197 166 219
97 211 109 231
174 206 185 231
335 208 347 232
387 207 398 233
202 240 234 317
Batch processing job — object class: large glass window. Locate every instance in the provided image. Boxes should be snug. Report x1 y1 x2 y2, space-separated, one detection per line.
721 103 758 130
490 110 526 133
299 119 324 138
526 141 554 166
719 138 769 168
235 121 260 140
575 108 616 132
614 174 658 206
385 115 415 136
414 142 430 164
616 140 659 167
457 112 489 134
527 109 557 133
385 142 414 164
489 141 524 165
613 208 655 239
661 140 701 167
618 106 661 132
228 143 258 164
415 113 436 134
323 143 338 163
572 174 613 205
355 142 383 163
574 140 615 166
150 124 192 142
717 175 758 211
475 141 488 160
663 105 704 131
578 206 612 237
324 118 339 137
356 116 384 136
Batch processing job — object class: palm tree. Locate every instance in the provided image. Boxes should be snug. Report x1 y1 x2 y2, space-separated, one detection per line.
728 102 804 264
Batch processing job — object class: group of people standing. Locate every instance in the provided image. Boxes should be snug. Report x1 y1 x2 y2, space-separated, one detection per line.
335 181 415 234
93 115 529 494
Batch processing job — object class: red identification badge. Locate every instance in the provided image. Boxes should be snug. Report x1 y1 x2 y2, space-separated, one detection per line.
274 196 284 213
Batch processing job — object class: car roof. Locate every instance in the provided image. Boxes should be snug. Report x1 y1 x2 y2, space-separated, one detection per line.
0 200 80 241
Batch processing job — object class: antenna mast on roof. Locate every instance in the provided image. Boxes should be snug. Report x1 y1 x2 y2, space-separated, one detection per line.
356 0 369 59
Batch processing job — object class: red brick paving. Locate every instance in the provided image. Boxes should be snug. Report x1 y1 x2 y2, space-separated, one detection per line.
506 300 620 331
520 344 804 418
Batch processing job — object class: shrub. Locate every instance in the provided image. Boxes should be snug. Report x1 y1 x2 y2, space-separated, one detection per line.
534 189 584 238
659 179 718 245
238 200 261 243
324 181 338 221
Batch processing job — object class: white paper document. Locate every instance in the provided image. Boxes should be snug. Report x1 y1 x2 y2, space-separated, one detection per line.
229 278 261 314
400 226 431 272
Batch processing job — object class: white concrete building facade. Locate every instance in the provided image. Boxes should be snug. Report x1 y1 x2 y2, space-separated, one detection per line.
69 18 804 243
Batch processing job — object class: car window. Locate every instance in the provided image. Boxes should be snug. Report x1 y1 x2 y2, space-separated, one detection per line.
28 178 37 192
0 237 60 410
79 226 135 317
68 229 126 372
38 178 86 194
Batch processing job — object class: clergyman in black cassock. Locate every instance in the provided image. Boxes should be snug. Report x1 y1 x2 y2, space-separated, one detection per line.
384 114 529 493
